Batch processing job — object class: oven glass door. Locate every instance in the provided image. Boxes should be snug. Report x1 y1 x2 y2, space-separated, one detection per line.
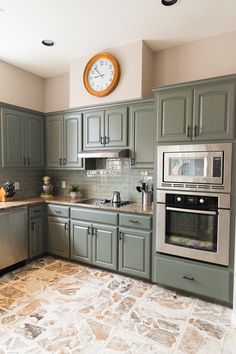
163 151 223 185
165 207 218 252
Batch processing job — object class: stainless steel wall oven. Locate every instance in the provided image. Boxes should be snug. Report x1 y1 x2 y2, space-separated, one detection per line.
156 143 232 266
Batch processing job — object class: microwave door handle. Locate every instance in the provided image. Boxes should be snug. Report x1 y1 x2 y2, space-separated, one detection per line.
166 207 217 216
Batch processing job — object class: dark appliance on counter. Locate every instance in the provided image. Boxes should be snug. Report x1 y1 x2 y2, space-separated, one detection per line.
156 143 232 266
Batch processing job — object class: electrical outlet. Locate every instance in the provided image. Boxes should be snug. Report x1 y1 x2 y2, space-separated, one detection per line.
14 182 20 190
61 181 66 189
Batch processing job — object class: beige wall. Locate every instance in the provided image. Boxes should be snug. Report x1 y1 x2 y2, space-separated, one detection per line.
69 41 143 108
44 74 70 113
0 60 44 112
142 41 154 99
153 31 236 87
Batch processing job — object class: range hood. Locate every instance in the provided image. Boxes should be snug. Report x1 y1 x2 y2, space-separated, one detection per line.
78 149 130 159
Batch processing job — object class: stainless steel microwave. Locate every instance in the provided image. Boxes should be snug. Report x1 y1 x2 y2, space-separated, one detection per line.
157 143 232 193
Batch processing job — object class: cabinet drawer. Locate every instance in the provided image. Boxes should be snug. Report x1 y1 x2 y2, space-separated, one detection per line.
29 205 43 218
154 255 232 303
119 213 152 230
71 208 118 225
47 204 70 218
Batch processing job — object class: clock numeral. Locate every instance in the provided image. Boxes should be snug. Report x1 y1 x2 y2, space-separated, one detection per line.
109 78 112 82
92 70 95 74
100 60 104 65
109 65 112 69
111 71 113 75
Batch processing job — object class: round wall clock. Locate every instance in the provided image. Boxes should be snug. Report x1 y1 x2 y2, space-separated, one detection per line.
83 52 120 97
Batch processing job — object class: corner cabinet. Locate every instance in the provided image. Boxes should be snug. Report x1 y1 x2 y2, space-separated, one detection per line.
83 107 128 149
129 101 155 168
155 77 235 142
46 112 83 169
1 108 44 168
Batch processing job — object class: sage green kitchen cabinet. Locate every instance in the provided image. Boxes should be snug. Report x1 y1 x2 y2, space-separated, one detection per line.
155 78 235 142
119 227 151 279
83 107 128 149
28 205 45 259
48 216 69 258
46 112 83 169
0 208 28 270
153 254 232 304
70 220 117 270
70 207 118 270
1 108 44 167
129 101 155 168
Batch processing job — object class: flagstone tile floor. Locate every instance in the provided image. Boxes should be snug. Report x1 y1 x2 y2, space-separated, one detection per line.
0 256 235 353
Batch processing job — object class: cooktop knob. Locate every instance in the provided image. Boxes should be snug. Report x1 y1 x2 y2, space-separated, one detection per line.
199 198 205 204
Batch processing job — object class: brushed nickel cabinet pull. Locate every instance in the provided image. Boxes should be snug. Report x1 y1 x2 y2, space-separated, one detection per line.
31 222 34 231
193 125 198 137
63 158 66 165
129 220 139 224
187 126 191 137
27 157 30 165
23 157 26 166
59 158 63 165
100 136 105 145
105 136 109 144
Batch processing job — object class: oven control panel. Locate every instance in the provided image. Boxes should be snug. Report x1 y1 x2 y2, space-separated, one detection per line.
166 193 218 210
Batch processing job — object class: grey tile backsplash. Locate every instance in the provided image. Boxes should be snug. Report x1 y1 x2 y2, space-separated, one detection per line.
0 160 153 202
0 168 44 199
47 159 154 203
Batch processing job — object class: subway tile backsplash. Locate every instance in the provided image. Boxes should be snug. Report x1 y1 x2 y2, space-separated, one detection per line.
0 160 153 202
47 159 154 203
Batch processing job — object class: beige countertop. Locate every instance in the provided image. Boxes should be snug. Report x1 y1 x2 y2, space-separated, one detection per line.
0 196 153 215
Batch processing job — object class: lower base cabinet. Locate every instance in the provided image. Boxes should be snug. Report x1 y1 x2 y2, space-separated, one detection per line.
119 227 151 279
153 254 232 304
70 220 117 271
28 205 45 258
48 216 69 258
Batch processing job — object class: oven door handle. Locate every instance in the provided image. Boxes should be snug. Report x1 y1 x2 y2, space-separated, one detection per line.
166 206 217 216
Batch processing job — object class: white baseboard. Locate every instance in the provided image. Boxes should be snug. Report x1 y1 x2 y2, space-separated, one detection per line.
231 312 236 325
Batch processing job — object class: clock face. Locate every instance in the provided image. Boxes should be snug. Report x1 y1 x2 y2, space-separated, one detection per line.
88 58 114 92
83 53 120 97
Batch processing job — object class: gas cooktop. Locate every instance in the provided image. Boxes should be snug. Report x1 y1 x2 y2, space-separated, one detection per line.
77 198 129 207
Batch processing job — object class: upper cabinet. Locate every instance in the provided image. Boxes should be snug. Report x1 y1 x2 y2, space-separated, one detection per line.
46 112 85 169
1 108 44 168
129 101 155 168
83 107 128 149
155 78 235 142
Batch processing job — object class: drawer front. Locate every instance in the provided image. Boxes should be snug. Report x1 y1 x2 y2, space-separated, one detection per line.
71 208 118 225
29 204 43 218
119 213 152 230
154 255 232 304
47 204 70 218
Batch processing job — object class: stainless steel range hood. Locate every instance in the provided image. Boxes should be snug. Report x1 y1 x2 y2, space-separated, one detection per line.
78 149 130 159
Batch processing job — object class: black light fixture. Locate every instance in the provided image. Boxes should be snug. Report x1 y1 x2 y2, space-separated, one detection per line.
42 39 55 47
161 0 179 6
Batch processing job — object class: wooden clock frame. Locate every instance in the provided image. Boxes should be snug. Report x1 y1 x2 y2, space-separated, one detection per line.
83 52 120 97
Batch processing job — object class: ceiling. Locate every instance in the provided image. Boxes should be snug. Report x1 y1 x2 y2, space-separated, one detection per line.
1 0 236 78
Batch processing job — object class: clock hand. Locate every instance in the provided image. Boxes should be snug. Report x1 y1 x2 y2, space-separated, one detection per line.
94 74 104 78
94 67 102 76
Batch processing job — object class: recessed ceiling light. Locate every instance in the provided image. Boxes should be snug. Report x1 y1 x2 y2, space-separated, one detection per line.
42 39 55 47
161 0 179 6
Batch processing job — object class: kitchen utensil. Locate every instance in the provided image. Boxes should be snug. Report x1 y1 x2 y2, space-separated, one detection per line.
112 191 121 203
3 181 15 198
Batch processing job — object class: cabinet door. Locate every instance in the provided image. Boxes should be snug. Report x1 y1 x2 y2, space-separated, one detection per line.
156 89 193 142
0 212 11 269
46 115 63 167
84 111 105 149
1 108 25 167
63 113 83 168
26 114 44 167
193 82 235 141
70 220 92 264
105 107 128 147
129 103 155 168
48 217 69 258
9 208 28 263
119 227 151 279
92 224 117 271
29 217 44 258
